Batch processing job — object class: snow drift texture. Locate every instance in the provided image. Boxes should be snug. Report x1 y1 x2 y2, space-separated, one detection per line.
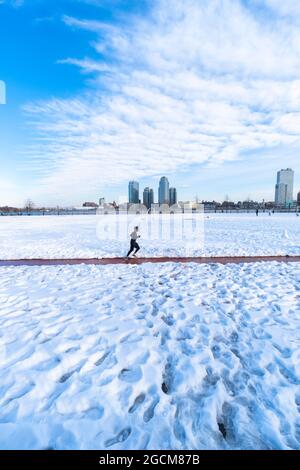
0 261 300 450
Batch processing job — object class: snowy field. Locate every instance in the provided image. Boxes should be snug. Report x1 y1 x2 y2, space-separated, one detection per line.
0 261 300 450
0 213 299 259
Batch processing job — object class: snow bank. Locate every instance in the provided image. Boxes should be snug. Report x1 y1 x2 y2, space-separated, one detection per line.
0 261 300 449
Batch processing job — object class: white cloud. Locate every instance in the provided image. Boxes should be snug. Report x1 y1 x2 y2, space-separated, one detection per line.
24 0 300 202
57 57 111 73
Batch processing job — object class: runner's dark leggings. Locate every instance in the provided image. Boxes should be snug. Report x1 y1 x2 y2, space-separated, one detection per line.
127 239 140 257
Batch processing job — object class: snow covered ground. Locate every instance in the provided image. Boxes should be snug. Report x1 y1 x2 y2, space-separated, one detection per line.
0 212 299 259
0 261 300 450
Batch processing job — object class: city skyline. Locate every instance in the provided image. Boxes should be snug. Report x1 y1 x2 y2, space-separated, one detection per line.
124 168 298 208
2 168 298 210
1 0 300 206
96 168 298 209
1 166 298 210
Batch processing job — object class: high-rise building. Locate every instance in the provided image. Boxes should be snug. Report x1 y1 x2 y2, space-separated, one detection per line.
275 168 294 207
158 176 170 205
169 187 177 206
128 181 139 204
143 187 154 209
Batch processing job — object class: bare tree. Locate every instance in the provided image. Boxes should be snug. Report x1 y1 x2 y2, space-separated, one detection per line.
24 199 35 213
246 196 251 211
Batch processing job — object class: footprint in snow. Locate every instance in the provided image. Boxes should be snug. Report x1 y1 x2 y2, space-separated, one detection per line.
84 406 104 420
203 367 220 387
161 315 175 326
161 358 176 394
295 394 300 408
273 343 292 359
143 396 160 423
118 367 143 383
128 393 146 414
95 348 114 367
173 404 187 445
104 427 132 448
277 361 300 385
35 357 61 371
59 365 82 384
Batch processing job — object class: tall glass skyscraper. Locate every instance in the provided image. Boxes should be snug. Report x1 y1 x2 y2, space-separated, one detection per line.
275 169 294 207
128 181 139 204
169 187 177 206
158 176 170 205
143 187 154 209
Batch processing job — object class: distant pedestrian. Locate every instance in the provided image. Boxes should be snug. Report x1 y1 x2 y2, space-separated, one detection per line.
256 209 259 216
126 226 141 258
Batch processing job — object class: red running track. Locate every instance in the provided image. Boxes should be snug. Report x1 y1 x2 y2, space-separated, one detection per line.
0 255 300 267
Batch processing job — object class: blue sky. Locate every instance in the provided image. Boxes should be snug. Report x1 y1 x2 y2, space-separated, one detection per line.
0 0 300 206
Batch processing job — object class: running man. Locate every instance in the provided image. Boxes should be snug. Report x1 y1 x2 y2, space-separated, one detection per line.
126 226 141 258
